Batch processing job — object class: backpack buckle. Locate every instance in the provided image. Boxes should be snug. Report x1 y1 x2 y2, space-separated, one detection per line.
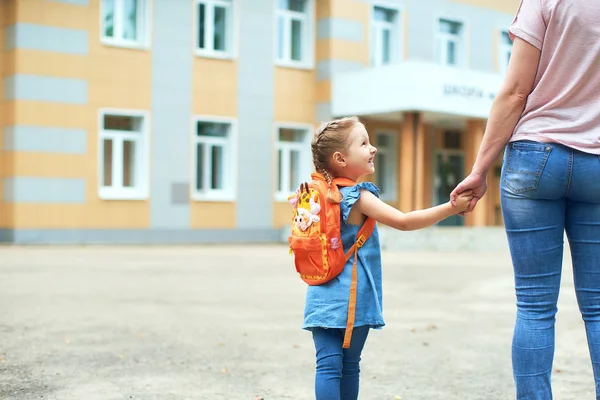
356 234 367 248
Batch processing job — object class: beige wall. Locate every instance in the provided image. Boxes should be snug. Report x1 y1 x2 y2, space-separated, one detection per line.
451 0 520 14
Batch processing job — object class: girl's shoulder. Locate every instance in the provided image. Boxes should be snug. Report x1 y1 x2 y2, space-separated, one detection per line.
339 182 380 221
340 181 380 201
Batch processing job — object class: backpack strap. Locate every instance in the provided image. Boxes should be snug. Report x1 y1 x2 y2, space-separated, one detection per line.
342 216 376 349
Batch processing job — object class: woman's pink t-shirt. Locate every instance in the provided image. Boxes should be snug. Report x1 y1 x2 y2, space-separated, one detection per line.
508 0 600 154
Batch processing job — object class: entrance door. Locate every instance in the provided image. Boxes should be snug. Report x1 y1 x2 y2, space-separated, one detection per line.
433 151 465 226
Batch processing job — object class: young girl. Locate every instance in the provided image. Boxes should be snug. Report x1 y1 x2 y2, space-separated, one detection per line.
304 116 473 399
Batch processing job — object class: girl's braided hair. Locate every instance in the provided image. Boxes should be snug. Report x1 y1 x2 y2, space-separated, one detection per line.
311 116 361 202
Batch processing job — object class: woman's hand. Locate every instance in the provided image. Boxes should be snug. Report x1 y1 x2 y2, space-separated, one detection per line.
450 172 488 214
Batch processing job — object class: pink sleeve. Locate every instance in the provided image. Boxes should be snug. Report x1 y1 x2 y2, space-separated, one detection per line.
508 0 546 50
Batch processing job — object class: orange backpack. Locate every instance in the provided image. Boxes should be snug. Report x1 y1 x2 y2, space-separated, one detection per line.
287 172 376 348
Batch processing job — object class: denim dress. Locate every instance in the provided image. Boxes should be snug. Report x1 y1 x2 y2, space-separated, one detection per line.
302 182 385 331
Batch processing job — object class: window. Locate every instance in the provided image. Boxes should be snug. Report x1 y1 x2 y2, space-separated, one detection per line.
101 0 148 48
499 30 512 74
196 0 234 58
276 0 314 68
436 18 464 67
371 5 401 66
276 126 312 200
99 110 149 200
374 131 398 201
193 118 236 201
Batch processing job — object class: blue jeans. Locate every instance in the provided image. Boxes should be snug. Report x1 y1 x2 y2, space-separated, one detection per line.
501 140 600 399
311 326 370 400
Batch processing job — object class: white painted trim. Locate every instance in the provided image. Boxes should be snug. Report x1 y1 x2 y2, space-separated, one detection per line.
97 108 151 201
273 0 315 70
369 0 404 67
273 122 314 201
190 115 238 202
433 15 469 68
99 0 152 50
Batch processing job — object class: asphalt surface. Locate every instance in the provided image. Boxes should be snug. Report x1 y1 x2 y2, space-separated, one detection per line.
0 244 595 399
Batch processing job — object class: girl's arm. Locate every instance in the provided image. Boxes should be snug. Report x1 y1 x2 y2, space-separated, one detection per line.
355 190 471 231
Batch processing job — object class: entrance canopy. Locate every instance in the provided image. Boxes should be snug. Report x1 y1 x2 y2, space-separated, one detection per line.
331 61 504 122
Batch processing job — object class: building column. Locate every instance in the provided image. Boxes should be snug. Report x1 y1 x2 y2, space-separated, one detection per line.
463 119 489 226
414 115 426 211
398 112 425 212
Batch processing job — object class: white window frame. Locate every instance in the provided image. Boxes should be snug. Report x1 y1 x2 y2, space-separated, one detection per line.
498 29 512 75
100 0 151 50
374 130 398 202
274 123 313 201
194 0 237 59
435 17 466 67
370 1 403 67
98 108 150 201
191 116 237 202
274 0 315 69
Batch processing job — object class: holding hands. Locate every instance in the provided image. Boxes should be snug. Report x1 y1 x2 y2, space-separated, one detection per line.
450 172 488 215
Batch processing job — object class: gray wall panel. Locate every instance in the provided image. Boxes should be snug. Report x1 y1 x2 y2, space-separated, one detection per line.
236 0 275 229
150 1 193 229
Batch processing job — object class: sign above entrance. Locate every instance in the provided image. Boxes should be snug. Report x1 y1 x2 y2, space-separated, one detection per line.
443 84 496 100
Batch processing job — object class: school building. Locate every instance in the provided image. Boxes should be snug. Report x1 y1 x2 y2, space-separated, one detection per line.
0 0 519 244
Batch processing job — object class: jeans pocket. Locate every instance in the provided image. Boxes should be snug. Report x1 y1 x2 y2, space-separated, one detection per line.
502 141 552 193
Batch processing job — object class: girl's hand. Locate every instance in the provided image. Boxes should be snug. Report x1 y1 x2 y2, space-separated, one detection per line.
452 190 473 214
450 172 488 214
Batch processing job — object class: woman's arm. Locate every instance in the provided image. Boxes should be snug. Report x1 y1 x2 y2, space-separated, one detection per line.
470 37 542 176
355 190 471 231
450 37 542 211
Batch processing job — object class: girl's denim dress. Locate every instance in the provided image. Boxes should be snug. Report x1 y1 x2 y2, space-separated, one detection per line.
302 182 385 331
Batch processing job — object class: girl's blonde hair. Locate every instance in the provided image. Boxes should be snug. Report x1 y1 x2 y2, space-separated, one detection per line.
311 116 361 185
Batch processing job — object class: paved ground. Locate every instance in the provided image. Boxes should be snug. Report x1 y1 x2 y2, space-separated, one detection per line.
0 244 596 400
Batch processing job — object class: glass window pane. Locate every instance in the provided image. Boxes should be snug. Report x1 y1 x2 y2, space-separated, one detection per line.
198 3 205 49
123 140 136 188
447 40 456 65
377 134 390 148
291 19 303 61
288 0 305 12
211 145 223 190
103 139 113 187
382 28 391 64
277 150 283 192
374 6 394 22
440 19 461 35
375 154 387 193
123 0 139 40
102 0 115 38
104 115 139 131
277 15 285 59
278 0 288 10
197 122 228 137
279 128 305 142
196 143 204 190
290 150 301 192
214 6 227 51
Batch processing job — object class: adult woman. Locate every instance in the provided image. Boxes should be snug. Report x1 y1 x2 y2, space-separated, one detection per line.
451 0 600 398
